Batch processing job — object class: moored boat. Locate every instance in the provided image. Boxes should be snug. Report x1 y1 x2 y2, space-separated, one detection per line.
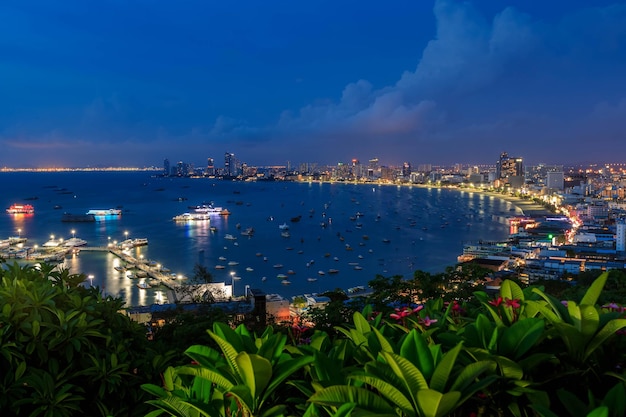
6 204 35 214
87 208 122 216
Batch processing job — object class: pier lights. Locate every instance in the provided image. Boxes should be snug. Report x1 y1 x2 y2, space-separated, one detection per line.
230 271 236 298
107 236 112 247
71 229 75 238
88 274 94 287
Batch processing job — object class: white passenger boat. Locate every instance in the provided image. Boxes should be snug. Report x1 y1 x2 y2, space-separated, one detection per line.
87 208 122 216
173 212 210 221
224 234 237 240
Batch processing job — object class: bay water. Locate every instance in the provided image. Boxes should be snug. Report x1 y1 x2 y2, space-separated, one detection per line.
0 172 515 306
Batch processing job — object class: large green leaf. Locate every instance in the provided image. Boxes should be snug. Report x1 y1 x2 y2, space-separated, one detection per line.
354 374 415 416
208 330 241 378
499 318 545 359
580 273 608 306
450 360 496 393
371 327 394 354
264 355 315 399
416 389 461 417
429 342 462 392
353 312 372 336
177 366 235 392
584 319 626 361
400 330 434 380
235 352 272 401
381 351 429 392
308 385 396 414
185 344 222 367
578 304 600 338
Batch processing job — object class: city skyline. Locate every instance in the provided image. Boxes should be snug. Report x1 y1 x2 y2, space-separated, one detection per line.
1 0 625 168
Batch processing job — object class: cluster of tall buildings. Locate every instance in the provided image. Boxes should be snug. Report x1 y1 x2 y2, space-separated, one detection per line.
160 151 573 195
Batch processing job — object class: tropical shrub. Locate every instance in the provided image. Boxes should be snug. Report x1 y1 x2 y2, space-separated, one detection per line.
0 262 159 416
141 272 626 417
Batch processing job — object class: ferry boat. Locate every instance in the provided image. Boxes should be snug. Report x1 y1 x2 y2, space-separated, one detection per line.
192 204 225 215
86 208 122 216
6 204 34 214
172 212 210 221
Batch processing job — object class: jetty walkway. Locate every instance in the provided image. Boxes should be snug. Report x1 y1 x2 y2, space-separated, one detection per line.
79 246 179 290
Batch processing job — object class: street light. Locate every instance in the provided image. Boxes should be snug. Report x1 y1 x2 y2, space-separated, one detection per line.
17 228 21 238
71 229 75 238
88 274 94 287
124 231 129 240
230 271 236 298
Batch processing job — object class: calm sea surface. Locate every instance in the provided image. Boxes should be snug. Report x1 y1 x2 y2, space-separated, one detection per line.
0 172 517 306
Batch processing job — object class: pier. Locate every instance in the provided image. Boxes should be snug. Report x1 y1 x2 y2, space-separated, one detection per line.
1 238 179 298
80 246 180 291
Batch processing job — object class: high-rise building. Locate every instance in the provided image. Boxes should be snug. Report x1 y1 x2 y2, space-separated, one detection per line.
546 171 565 190
402 162 412 178
496 152 524 187
224 152 235 177
367 158 379 179
206 158 215 176
163 159 170 176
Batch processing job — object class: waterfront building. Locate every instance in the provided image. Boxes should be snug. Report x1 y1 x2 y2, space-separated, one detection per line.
163 158 170 176
616 219 626 252
496 152 524 188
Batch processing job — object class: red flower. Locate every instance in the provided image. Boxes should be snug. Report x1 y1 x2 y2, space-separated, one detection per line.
489 296 503 307
504 298 521 309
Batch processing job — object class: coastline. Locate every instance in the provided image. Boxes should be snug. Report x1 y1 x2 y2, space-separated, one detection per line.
408 184 553 217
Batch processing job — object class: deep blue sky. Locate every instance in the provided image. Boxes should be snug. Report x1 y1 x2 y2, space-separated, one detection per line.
1 0 625 168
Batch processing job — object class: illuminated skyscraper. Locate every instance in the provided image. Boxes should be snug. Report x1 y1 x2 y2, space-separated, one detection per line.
224 152 235 177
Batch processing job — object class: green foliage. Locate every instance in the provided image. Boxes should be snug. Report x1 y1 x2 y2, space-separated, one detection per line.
0 262 159 416
138 272 626 417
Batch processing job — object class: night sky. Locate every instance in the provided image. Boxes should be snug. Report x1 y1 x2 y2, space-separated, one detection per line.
1 0 625 168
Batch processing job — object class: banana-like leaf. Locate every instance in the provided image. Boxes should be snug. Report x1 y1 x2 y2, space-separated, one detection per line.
501 280 525 303
208 330 241 378
449 360 496 392
580 273 608 306
499 318 544 359
429 342 462 392
416 389 461 417
185 345 222 367
264 355 315 399
382 351 430 392
584 318 626 361
212 322 245 352
308 385 396 414
353 374 415 416
578 305 600 338
400 330 434 380
586 406 609 417
235 352 272 402
371 326 394 354
353 312 372 336
177 365 235 392
259 404 288 417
